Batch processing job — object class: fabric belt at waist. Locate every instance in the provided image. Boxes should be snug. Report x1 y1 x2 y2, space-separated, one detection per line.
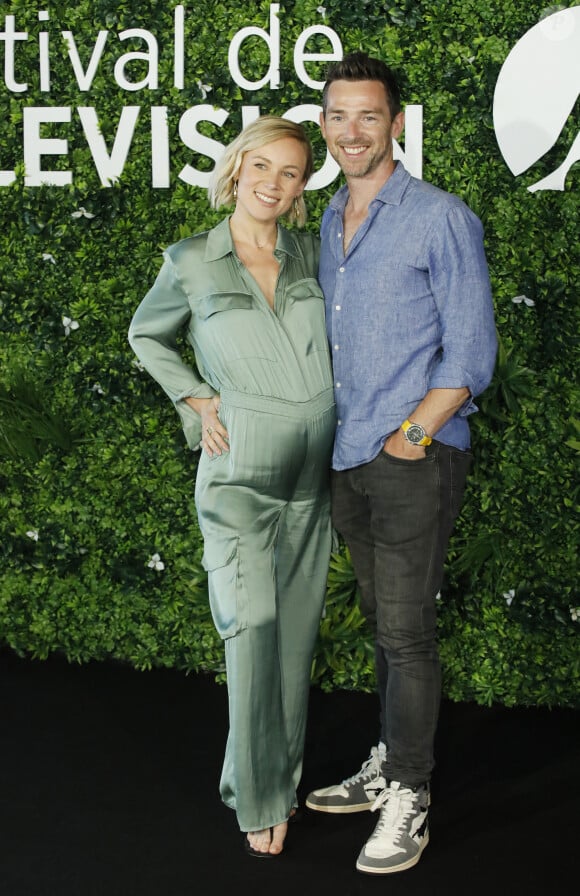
219 388 335 420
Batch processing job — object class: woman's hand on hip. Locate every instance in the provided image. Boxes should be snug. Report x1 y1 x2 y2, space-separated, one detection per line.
199 396 229 457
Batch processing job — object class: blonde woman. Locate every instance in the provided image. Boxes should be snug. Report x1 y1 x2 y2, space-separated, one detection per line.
129 117 335 857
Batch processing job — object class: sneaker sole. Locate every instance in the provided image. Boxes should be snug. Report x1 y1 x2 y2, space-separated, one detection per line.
356 831 429 875
305 797 374 814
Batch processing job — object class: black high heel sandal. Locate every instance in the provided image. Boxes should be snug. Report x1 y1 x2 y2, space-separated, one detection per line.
244 829 279 859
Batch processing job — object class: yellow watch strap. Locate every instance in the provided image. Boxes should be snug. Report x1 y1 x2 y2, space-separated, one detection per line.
401 419 432 446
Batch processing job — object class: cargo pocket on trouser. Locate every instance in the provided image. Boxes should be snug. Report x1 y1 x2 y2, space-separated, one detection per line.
201 536 248 640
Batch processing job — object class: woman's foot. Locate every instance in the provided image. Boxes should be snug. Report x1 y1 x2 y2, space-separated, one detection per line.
246 820 288 857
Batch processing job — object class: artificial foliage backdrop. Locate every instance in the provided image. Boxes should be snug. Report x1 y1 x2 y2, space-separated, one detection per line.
0 0 578 707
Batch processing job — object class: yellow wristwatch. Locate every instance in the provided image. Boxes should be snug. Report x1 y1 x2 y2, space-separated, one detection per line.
401 419 432 447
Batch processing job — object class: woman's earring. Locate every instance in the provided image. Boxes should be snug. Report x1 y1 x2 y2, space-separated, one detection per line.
293 197 299 215
233 181 238 199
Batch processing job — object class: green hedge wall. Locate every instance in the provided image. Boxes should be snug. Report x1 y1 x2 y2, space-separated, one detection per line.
1 0 578 707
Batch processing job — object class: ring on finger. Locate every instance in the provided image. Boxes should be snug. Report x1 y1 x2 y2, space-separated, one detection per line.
206 426 214 435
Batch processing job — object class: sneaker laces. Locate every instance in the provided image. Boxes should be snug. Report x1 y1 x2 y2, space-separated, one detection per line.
343 745 384 787
369 783 417 845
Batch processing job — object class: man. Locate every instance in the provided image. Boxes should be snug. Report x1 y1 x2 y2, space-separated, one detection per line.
306 53 497 875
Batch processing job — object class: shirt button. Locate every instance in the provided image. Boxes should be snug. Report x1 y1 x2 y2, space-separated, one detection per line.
337 232 342 238
334 344 339 350
335 382 341 388
339 267 345 273
337 419 342 426
335 304 341 311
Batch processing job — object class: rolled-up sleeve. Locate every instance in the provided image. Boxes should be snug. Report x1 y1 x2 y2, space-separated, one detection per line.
427 205 497 403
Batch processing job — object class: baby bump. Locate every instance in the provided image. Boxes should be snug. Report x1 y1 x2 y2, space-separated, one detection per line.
195 391 335 502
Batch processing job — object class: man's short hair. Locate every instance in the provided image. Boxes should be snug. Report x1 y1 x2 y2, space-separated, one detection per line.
322 51 402 120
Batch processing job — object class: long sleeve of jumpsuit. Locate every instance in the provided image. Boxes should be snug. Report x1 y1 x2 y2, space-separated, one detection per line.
128 216 336 832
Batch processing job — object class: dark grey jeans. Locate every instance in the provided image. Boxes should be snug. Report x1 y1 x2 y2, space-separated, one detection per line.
331 440 472 786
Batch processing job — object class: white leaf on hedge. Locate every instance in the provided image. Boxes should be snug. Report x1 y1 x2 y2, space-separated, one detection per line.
62 316 79 335
196 80 211 99
148 552 165 571
71 207 95 219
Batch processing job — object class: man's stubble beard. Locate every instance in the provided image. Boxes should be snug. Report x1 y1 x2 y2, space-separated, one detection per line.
335 145 390 179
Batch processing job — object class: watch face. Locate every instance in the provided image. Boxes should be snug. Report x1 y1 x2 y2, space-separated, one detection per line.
405 423 425 443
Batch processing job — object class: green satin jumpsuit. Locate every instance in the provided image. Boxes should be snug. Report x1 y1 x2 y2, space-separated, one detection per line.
128 216 336 832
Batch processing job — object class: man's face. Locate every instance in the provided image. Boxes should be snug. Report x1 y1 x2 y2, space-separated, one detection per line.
320 79 404 179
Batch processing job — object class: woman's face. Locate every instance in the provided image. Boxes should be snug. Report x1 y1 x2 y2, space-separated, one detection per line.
234 137 308 223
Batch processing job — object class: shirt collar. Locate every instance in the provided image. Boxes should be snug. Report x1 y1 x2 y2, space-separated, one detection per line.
204 215 300 262
328 161 411 215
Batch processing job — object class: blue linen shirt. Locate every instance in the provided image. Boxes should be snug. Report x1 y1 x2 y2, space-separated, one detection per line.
319 162 497 470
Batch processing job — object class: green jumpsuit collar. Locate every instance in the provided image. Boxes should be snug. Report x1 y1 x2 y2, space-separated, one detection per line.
204 215 301 263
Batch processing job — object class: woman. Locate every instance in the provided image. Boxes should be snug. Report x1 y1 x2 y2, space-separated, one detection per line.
128 117 335 857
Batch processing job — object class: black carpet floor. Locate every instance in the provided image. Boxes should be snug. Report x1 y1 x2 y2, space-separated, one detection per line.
1 646 577 896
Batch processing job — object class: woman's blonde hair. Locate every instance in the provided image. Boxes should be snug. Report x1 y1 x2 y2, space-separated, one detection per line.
209 116 314 227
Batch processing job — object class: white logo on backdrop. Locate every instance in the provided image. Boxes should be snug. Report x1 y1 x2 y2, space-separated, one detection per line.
3 4 578 192
493 6 580 192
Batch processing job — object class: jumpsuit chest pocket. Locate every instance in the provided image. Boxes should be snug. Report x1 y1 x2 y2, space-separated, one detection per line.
284 277 325 303
196 291 254 319
283 278 330 357
193 290 272 363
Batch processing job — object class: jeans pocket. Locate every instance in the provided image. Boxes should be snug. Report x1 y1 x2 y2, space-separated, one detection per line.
202 536 247 639
379 447 434 466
